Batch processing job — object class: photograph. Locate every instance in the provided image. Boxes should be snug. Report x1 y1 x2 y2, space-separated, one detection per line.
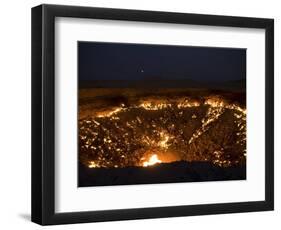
78 41 247 187
31 4 274 225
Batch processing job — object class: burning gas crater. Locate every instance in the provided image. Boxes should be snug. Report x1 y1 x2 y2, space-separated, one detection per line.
79 96 246 169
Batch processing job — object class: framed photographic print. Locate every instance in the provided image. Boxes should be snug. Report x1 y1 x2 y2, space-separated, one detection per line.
31 4 274 225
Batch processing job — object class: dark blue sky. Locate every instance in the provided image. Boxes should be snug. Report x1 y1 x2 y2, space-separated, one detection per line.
78 42 246 82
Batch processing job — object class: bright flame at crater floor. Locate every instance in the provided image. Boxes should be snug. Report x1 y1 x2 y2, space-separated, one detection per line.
143 154 162 167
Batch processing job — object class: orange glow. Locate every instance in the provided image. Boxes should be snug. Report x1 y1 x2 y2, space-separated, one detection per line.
88 161 99 168
143 154 162 167
80 95 246 169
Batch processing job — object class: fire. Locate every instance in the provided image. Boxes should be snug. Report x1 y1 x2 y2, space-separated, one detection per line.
88 161 99 168
143 154 162 167
96 107 124 118
80 95 246 168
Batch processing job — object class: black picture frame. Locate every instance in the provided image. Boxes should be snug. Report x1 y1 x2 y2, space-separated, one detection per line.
31 4 274 225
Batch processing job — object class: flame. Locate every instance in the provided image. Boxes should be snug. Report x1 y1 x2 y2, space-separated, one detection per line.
158 132 171 149
88 161 99 168
143 154 162 167
81 95 246 168
139 102 172 110
96 107 124 118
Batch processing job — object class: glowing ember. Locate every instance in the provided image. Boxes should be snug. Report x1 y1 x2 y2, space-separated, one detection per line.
88 161 99 168
143 154 162 167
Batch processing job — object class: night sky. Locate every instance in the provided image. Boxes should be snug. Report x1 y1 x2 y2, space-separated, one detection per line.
78 42 246 83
